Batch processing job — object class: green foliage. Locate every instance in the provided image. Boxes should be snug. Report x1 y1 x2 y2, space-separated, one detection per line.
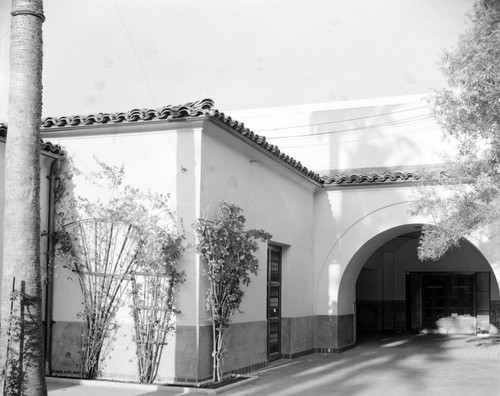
130 233 185 383
413 1 500 260
194 201 271 383
53 159 185 380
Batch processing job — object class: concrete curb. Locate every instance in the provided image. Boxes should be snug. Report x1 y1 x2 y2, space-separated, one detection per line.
47 375 259 394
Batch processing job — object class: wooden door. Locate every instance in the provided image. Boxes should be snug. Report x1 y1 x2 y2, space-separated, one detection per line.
267 245 281 361
422 274 447 330
422 274 474 333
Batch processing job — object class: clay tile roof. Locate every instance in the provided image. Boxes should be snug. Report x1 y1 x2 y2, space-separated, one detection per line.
1 101 434 187
321 171 422 185
38 98 323 184
41 98 215 128
0 122 64 156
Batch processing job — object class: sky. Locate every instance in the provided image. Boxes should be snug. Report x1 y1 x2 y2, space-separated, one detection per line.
0 0 472 119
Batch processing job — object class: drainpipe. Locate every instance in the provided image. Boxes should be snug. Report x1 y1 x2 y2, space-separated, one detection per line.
44 157 60 376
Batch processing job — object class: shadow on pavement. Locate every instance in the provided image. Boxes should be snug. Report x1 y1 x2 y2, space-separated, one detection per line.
225 334 500 396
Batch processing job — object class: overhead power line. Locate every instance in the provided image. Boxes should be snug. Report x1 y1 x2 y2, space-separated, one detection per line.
113 1 185 169
254 105 431 132
278 125 439 148
266 114 436 139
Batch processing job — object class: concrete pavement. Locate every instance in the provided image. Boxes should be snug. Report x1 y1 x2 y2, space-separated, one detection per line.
48 334 500 396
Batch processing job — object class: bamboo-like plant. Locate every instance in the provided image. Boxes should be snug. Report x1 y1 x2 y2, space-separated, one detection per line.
194 201 271 383
58 219 142 379
130 231 185 383
54 160 184 379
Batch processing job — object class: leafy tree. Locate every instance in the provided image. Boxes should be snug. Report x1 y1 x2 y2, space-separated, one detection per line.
54 160 184 380
0 1 47 395
413 0 500 260
194 201 271 383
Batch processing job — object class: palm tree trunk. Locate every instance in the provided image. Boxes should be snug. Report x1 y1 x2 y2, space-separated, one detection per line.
0 1 47 395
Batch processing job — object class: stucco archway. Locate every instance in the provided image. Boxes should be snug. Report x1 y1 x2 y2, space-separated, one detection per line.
314 191 500 350
340 225 500 338
314 198 421 317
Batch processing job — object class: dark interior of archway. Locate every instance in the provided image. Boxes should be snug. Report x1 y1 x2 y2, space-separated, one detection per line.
355 231 496 338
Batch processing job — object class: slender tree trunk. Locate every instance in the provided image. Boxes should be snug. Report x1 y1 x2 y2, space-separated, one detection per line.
211 289 217 382
0 0 47 395
215 328 223 383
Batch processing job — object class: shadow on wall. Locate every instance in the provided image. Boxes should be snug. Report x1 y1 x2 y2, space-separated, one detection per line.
309 102 425 314
309 103 422 349
306 101 433 172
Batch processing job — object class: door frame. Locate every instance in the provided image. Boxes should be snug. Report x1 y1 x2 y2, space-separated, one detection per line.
267 244 282 361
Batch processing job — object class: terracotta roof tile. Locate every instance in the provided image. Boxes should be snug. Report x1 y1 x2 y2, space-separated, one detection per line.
1 101 436 187
0 122 64 156
41 98 215 128
37 99 323 184
321 171 422 185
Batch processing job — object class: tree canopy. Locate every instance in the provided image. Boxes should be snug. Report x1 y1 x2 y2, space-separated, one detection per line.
413 0 500 260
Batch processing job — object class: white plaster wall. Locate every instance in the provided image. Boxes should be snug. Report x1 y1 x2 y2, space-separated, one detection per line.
46 120 317 378
199 123 316 323
48 126 204 324
230 95 446 172
317 185 500 317
46 125 203 378
314 185 427 316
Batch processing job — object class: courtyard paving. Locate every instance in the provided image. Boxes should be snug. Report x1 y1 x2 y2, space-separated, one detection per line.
48 334 500 396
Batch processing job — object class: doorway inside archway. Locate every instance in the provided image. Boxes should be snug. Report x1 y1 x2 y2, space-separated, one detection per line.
355 230 499 337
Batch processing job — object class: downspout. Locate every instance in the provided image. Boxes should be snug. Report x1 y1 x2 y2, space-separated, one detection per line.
45 157 60 375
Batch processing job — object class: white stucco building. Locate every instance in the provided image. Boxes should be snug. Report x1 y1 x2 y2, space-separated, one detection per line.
2 94 497 383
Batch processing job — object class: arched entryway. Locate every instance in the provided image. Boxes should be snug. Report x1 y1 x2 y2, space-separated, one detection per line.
354 225 500 337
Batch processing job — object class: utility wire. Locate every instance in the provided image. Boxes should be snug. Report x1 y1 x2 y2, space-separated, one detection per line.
112 0 185 169
113 1 158 106
266 114 435 139
279 125 439 148
254 105 430 132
